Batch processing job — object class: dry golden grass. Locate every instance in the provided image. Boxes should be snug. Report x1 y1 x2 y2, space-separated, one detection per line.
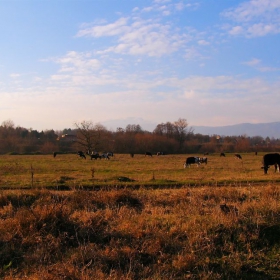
0 152 279 189
0 153 280 279
0 183 280 279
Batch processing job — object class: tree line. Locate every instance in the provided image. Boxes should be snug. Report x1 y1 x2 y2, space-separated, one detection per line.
0 119 279 155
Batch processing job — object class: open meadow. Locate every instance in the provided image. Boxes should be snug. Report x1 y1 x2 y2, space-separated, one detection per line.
0 153 280 279
0 152 279 188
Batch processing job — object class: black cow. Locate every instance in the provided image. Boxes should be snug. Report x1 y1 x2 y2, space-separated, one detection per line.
90 153 101 160
262 153 280 174
145 152 152 157
184 157 200 168
53 152 57 158
220 153 226 157
77 151 86 159
235 154 242 160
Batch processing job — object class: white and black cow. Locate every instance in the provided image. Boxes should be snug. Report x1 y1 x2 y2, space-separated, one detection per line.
100 153 110 160
184 157 201 168
199 157 208 164
262 153 280 174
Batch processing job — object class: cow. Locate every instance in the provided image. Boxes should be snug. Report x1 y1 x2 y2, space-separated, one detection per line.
199 157 208 164
53 152 57 158
107 152 114 157
156 151 164 156
184 157 201 168
77 151 86 159
90 153 101 160
145 152 152 157
220 152 226 157
262 153 280 174
100 153 110 160
130 152 134 158
235 154 242 160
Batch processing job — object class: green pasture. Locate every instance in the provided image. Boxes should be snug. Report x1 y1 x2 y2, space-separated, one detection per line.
0 152 279 189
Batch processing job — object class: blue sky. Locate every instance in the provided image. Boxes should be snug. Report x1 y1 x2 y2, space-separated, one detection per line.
1 0 280 131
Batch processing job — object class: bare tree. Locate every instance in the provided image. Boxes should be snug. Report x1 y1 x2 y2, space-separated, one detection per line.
1 119 15 129
173 118 193 150
74 121 107 153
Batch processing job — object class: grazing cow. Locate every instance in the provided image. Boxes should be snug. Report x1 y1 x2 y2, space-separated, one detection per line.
130 152 134 158
107 152 114 157
235 154 242 160
262 153 280 174
184 157 201 168
145 152 152 157
156 151 164 156
199 157 208 164
220 153 226 157
100 153 110 160
77 151 86 159
90 153 101 160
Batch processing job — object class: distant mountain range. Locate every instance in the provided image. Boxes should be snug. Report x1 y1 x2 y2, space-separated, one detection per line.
193 122 280 139
102 118 280 138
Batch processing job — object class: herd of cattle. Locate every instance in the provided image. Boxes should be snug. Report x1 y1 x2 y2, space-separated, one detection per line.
54 150 280 175
183 152 280 174
77 151 114 160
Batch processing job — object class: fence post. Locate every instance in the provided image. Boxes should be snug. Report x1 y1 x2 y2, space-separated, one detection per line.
31 164 34 187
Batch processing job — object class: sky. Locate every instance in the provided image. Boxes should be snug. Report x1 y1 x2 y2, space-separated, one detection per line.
1 0 280 132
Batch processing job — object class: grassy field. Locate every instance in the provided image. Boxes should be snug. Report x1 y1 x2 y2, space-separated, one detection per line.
0 152 279 189
0 153 280 279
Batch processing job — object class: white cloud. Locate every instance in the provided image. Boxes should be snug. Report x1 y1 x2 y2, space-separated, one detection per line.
222 0 280 22
78 16 188 57
222 0 280 37
243 58 261 66
197 40 209 45
242 58 279 72
76 17 129 37
228 26 243 35
1 72 280 130
52 51 100 75
10 73 21 78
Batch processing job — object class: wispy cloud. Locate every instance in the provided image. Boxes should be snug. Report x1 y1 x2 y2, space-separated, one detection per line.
77 17 189 57
242 58 279 72
222 0 280 37
76 1 202 58
243 58 261 66
1 0 279 131
76 18 129 37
